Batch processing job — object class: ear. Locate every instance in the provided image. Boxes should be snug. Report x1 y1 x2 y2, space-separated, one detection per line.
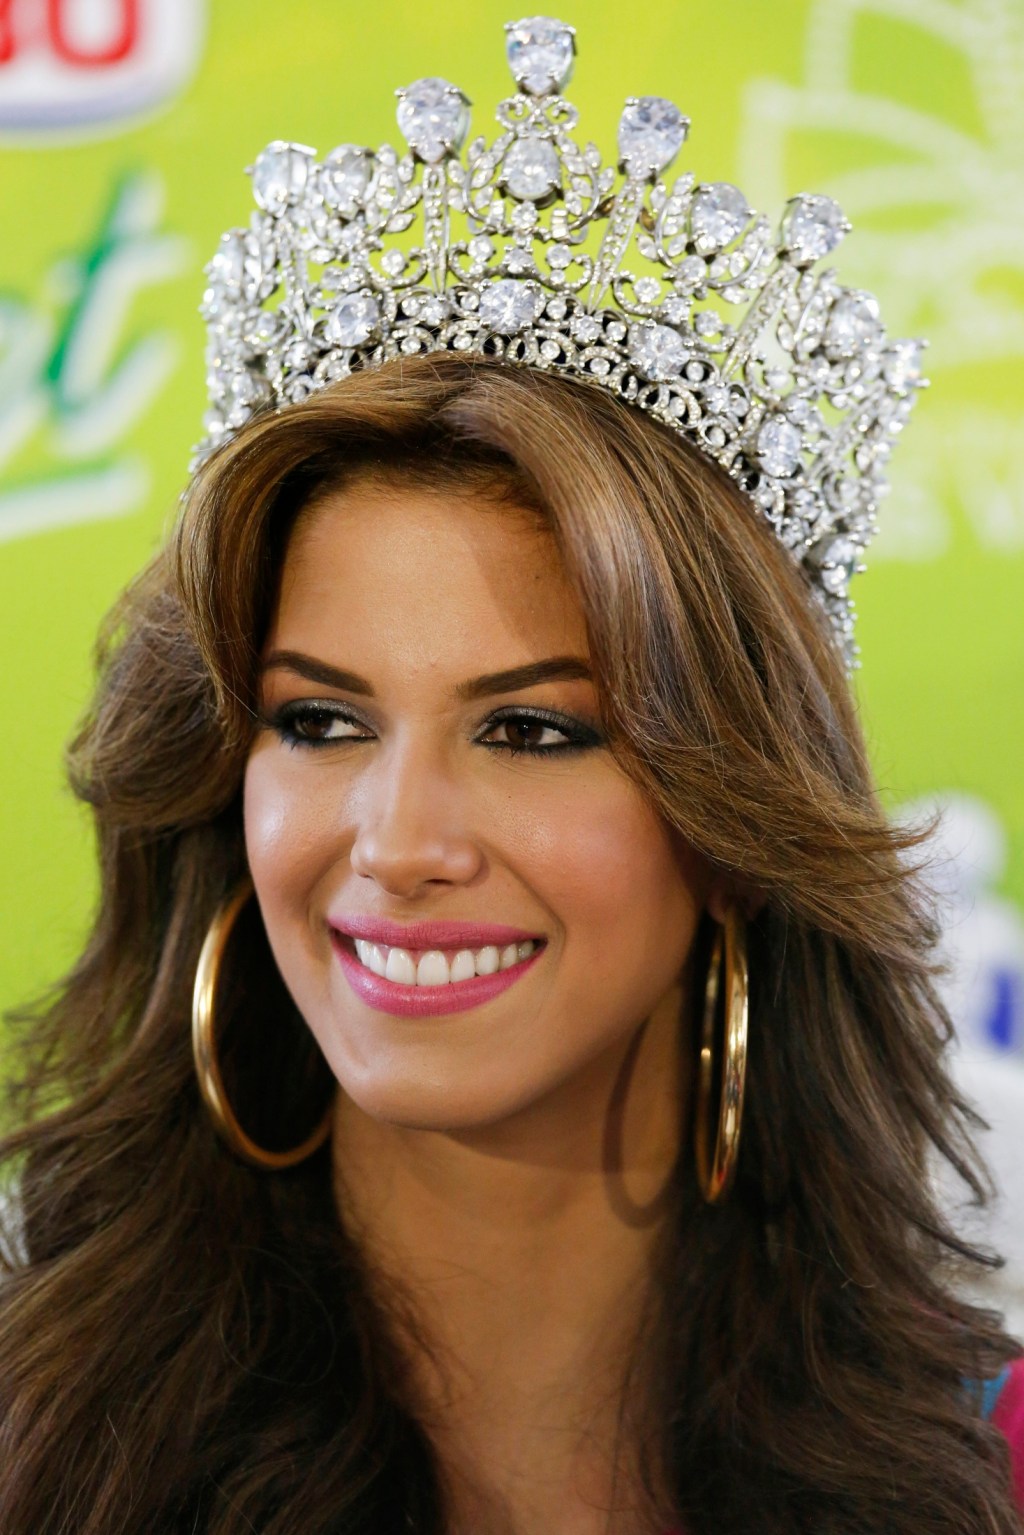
705 874 768 926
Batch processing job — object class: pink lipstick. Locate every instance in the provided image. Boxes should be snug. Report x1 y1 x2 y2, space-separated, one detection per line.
331 915 542 950
329 926 546 1018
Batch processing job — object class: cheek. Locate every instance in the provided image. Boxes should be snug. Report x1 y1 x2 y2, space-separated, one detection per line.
242 747 336 929
531 782 706 985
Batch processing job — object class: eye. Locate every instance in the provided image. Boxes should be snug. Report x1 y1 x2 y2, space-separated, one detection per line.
478 709 600 758
261 701 603 757
266 701 368 747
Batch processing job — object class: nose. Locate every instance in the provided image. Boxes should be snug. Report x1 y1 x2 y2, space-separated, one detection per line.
347 731 485 898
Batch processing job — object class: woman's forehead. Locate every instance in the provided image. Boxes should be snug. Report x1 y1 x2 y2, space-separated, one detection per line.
270 481 590 675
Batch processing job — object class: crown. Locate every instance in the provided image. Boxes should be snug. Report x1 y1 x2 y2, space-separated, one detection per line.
196 15 928 669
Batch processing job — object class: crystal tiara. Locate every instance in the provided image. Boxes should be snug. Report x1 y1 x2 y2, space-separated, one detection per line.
196 14 928 668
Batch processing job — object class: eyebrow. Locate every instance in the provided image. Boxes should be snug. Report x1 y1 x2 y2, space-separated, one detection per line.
261 649 594 702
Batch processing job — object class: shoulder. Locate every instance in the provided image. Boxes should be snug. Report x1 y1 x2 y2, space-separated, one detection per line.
988 1355 1024 1509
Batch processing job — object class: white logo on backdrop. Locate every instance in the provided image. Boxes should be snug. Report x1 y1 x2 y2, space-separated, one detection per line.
0 0 206 138
900 792 1024 1059
0 170 189 542
739 0 1024 561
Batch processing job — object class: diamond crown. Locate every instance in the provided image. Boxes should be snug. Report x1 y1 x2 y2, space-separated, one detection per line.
197 14 928 668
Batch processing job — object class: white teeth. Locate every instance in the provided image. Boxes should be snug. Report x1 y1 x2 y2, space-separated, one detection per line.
475 945 500 975
385 946 416 985
354 940 388 980
352 937 539 987
416 950 449 987
449 949 476 983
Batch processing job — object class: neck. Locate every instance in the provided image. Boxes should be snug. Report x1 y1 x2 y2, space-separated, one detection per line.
331 979 690 1534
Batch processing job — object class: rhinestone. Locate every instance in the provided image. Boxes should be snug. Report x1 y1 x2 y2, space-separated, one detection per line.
540 339 561 360
468 235 495 262
571 315 602 343
617 96 689 177
706 425 726 447
209 233 246 293
548 243 573 268
634 277 661 303
588 356 611 376
505 248 537 275
227 369 269 408
512 202 538 231
685 361 704 382
703 383 730 413
320 146 373 215
396 77 470 164
284 339 315 371
629 321 687 379
694 311 719 337
812 535 859 594
757 416 803 478
659 294 689 323
764 367 789 393
782 194 848 263
690 183 750 250
825 290 882 359
416 295 448 325
251 141 314 216
200 287 228 321
505 16 575 96
337 223 364 252
883 339 924 389
381 249 406 276
677 255 706 287
478 279 544 332
785 397 816 426
503 135 561 200
243 312 287 351
324 292 380 347
546 296 567 320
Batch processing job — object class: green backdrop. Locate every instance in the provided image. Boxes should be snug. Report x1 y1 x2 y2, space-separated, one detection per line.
2 0 1022 1028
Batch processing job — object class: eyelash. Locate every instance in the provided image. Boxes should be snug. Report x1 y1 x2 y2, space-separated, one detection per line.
263 701 602 759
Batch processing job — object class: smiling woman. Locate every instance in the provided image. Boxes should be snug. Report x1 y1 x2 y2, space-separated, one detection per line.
0 353 1022 1534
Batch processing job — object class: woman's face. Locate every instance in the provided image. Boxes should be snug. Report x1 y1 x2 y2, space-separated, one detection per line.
244 477 716 1133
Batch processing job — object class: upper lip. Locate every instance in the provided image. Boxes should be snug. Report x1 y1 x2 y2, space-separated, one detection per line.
330 916 545 950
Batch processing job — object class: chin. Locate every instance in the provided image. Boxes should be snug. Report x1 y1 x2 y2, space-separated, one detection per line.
331 1055 547 1135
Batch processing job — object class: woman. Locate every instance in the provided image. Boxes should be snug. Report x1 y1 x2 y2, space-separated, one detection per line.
3 15 1024 1534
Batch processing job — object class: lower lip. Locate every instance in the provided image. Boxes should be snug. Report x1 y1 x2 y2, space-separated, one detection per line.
330 933 546 1017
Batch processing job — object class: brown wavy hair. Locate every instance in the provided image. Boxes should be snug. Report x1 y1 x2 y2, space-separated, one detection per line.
0 353 1020 1534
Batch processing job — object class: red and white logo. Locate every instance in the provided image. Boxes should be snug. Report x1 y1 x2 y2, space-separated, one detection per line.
0 0 206 138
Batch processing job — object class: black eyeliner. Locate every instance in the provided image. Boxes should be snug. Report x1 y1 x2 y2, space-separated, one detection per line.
260 699 603 756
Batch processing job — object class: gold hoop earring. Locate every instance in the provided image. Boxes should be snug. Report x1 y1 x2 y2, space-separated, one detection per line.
191 877 335 1170
694 907 749 1204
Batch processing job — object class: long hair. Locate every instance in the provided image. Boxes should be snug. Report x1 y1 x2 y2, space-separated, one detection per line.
0 353 1020 1533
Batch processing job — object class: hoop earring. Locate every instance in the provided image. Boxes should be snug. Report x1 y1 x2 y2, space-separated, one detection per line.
694 907 749 1204
191 876 335 1170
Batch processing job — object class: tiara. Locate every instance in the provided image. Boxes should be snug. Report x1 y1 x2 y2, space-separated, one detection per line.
196 15 927 668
